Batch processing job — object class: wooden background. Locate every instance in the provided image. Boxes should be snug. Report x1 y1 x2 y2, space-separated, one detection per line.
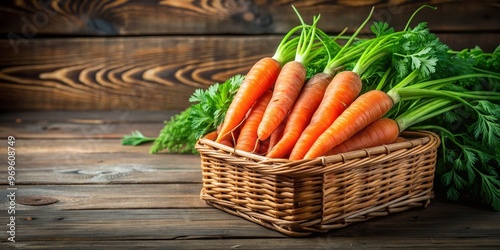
0 0 499 111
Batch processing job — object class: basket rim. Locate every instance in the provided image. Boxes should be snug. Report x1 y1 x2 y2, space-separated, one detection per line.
196 130 440 176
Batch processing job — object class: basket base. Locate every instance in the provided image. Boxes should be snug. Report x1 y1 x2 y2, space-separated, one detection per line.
202 189 433 237
201 190 323 237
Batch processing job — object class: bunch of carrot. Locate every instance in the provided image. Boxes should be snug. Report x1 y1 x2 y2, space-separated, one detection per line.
210 5 500 164
212 7 401 160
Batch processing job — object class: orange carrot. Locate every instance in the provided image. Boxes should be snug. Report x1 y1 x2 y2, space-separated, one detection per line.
257 61 307 140
235 90 273 152
203 131 218 141
220 138 235 148
266 72 331 158
394 137 408 143
289 71 362 160
215 122 240 145
216 57 281 142
268 120 286 153
257 13 320 141
325 118 400 155
257 137 271 155
215 23 307 143
304 90 394 159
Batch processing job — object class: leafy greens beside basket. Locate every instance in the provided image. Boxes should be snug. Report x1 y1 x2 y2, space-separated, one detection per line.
122 5 500 211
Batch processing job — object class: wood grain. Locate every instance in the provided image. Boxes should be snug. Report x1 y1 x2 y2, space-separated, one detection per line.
4 237 500 250
0 111 498 248
1 32 499 111
0 110 172 123
1 200 498 243
0 35 278 110
0 140 202 185
1 0 498 35
1 0 499 111
0 184 207 210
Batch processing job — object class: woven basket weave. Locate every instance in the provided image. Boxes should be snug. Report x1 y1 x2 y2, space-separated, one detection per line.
196 130 440 236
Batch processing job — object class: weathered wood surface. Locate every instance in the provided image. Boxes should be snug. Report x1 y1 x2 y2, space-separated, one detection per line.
1 0 499 111
1 0 498 35
0 111 499 249
0 36 273 110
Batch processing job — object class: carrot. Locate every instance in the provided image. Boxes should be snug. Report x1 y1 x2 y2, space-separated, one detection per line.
220 138 235 148
325 118 400 155
216 57 281 142
304 90 394 159
394 137 408 143
257 137 271 155
215 24 305 143
257 12 321 141
266 72 331 158
267 120 286 153
257 61 307 140
215 122 240 144
288 71 362 160
203 131 218 141
235 90 273 152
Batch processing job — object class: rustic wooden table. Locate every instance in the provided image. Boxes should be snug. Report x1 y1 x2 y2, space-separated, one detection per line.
1 111 499 249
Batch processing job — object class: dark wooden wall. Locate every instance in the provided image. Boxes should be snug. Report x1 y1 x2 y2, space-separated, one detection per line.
1 0 498 111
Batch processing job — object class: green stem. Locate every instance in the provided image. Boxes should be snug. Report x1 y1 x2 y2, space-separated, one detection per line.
472 67 500 77
323 42 372 75
406 73 500 90
272 25 305 63
351 34 392 76
403 5 437 31
395 88 500 102
395 99 462 131
392 70 421 89
352 50 389 76
323 7 375 74
291 6 321 66
376 67 393 90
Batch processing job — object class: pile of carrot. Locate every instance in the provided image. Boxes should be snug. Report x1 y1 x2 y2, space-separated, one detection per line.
208 5 499 162
210 7 400 160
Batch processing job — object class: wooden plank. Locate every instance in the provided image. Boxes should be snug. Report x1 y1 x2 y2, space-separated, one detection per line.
0 35 278 110
4 237 500 250
0 116 203 185
0 122 164 139
0 208 286 241
0 111 171 138
0 110 176 123
2 32 499 111
0 110 170 138
0 184 207 210
0 152 202 185
1 200 499 243
4 164 201 185
0 139 168 154
0 139 202 185
0 0 498 35
6 136 198 185
5 238 500 250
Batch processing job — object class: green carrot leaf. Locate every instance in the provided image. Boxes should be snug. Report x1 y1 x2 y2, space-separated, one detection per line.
469 101 500 150
370 22 394 37
189 74 244 139
121 130 156 146
150 107 198 154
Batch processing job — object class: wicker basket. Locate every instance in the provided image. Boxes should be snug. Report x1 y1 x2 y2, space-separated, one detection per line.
196 130 440 236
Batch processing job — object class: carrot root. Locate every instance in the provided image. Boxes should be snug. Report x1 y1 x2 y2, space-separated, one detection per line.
235 90 273 152
326 118 400 155
217 57 281 142
258 61 307 141
304 90 394 159
267 72 332 158
289 71 362 160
